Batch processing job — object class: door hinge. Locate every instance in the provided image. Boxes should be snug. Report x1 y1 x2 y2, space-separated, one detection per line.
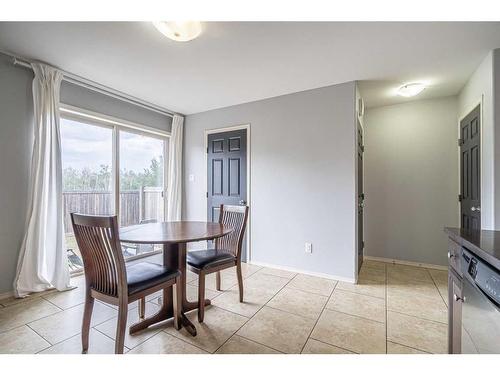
458 194 463 202
458 138 464 146
206 147 209 153
362 241 365 249
361 145 365 152
206 192 208 198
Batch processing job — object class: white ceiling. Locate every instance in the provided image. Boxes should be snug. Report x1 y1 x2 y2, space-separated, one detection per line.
1 22 500 114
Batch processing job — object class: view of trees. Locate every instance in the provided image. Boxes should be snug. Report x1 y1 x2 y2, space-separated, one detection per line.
62 157 163 191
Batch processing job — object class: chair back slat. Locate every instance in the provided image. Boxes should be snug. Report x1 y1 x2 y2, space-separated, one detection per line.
215 205 249 259
71 213 127 297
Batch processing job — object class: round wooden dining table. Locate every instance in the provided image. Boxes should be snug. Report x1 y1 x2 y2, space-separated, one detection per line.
119 221 233 336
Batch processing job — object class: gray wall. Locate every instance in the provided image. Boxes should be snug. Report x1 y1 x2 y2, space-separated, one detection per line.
458 51 495 229
61 82 172 132
0 52 172 294
0 53 33 294
364 97 459 266
184 82 358 281
494 49 500 229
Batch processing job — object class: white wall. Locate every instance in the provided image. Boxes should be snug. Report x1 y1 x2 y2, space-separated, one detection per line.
458 51 495 229
183 82 358 281
364 97 459 266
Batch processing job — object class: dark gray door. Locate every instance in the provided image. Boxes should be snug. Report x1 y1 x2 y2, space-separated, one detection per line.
357 120 364 271
207 129 247 259
460 105 481 231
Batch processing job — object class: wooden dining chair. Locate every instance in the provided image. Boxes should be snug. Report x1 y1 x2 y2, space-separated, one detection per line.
187 204 249 322
70 213 182 354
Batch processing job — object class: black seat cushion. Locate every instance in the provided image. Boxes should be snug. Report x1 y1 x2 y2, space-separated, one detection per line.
187 249 235 270
126 262 180 295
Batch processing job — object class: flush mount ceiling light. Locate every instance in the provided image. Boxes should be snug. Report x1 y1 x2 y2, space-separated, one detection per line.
397 83 426 97
152 21 202 42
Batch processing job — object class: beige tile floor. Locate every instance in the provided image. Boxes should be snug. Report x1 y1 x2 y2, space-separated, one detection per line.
0 260 449 354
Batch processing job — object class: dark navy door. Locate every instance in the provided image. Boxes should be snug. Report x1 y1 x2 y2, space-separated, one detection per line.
460 105 481 231
207 129 247 259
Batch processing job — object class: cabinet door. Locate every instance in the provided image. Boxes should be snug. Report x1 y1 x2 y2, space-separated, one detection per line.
448 239 462 276
448 269 463 354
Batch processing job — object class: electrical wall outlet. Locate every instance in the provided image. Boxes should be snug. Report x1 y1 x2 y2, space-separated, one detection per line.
305 242 312 254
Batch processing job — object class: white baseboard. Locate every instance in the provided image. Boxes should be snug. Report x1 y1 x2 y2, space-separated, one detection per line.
1 261 358 301
0 272 84 302
364 255 448 271
248 260 356 284
0 290 14 300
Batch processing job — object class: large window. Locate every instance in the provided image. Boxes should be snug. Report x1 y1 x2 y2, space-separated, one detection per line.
60 107 169 271
119 130 165 227
61 118 114 272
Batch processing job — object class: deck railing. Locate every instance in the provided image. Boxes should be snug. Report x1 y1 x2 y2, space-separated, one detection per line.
63 187 164 233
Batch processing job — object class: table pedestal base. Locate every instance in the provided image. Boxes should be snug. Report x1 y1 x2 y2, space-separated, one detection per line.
129 243 208 336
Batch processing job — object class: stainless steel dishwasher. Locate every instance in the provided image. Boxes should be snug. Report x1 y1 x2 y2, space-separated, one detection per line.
461 248 500 353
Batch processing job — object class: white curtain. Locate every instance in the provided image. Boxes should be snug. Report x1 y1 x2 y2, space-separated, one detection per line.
166 115 184 221
14 63 71 298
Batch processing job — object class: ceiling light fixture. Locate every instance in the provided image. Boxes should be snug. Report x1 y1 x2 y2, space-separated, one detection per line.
152 21 202 42
397 83 426 97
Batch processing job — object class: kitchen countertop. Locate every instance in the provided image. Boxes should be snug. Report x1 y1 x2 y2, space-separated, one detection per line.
445 227 500 271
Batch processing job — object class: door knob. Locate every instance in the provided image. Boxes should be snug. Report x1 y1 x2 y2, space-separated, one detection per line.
471 206 481 212
239 200 247 205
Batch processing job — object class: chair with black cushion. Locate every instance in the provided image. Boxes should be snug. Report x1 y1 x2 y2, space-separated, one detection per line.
187 204 249 322
70 213 182 354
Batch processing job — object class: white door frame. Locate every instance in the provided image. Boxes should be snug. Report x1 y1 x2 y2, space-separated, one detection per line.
204 124 251 262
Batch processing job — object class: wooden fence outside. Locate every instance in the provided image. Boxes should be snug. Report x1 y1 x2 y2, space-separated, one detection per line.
63 187 164 233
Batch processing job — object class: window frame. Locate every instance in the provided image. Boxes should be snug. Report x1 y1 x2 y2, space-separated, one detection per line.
59 104 170 264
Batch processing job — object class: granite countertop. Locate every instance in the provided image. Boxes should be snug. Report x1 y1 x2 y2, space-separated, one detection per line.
445 227 500 271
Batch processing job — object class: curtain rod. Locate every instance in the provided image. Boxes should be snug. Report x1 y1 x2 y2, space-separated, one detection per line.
10 55 179 119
